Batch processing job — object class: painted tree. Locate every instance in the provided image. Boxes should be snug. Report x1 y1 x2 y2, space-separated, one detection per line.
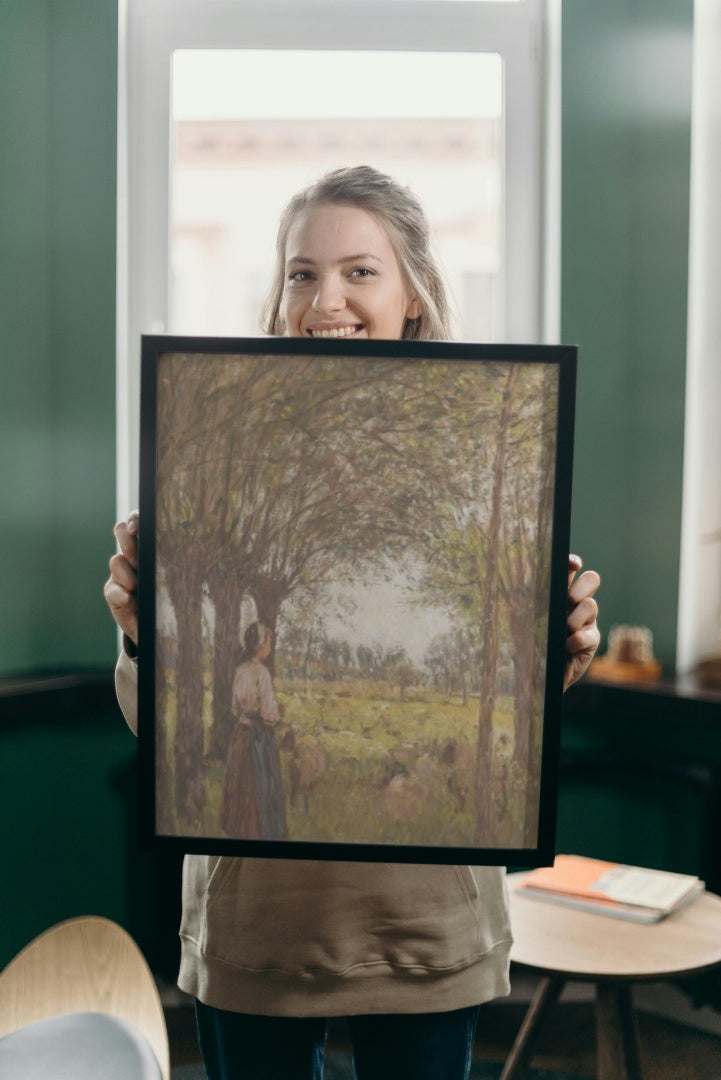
154 350 555 842
157 354 463 787
204 356 470 750
471 364 519 844
496 367 558 844
423 628 480 703
408 362 557 847
155 355 243 825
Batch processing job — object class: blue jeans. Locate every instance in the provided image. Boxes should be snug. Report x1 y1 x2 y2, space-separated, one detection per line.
195 1000 481 1080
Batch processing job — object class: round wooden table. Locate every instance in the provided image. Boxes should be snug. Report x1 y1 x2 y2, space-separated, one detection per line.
503 872 721 1080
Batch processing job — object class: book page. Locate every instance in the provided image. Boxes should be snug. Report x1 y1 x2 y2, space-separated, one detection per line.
597 866 699 910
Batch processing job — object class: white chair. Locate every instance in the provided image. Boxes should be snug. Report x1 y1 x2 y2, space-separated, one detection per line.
0 915 170 1079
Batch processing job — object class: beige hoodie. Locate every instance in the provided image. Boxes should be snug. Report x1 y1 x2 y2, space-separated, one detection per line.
116 651 512 1016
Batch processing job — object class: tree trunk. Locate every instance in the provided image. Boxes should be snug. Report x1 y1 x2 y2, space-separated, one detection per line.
154 628 175 836
207 568 245 759
508 603 535 840
302 628 316 696
474 367 519 845
520 400 556 846
460 665 469 707
164 561 206 829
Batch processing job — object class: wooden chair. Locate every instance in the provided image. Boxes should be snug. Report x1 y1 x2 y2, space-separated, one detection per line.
0 915 169 1079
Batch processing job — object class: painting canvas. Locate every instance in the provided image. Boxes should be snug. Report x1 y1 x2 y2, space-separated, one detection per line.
137 336 576 864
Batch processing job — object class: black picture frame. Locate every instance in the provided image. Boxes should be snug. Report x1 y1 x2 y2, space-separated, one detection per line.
138 335 576 865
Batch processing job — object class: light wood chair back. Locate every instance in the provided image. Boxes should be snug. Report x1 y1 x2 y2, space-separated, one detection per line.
0 915 169 1080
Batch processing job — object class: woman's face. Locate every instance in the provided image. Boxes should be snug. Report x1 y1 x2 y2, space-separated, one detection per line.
281 203 421 341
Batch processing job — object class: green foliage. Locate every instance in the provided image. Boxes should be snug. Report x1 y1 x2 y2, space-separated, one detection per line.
153 355 557 844
158 677 535 849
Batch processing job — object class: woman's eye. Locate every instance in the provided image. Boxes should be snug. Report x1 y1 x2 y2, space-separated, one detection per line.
349 267 375 279
288 269 313 283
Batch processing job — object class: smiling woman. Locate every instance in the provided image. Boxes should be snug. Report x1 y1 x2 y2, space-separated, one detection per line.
263 167 452 341
106 157 598 1080
282 205 420 340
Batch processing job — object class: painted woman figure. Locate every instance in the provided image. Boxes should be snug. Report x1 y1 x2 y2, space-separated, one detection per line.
220 621 287 840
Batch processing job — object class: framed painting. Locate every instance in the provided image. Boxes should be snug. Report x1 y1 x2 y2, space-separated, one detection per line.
137 336 576 865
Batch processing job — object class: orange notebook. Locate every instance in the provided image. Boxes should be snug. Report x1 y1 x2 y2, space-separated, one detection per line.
517 854 704 923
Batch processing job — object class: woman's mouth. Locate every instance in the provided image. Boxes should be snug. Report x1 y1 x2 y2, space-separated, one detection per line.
307 324 364 339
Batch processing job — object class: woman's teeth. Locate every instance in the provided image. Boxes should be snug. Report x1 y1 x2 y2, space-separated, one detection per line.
310 325 360 338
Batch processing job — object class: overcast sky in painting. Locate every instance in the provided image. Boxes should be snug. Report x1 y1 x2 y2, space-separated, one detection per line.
156 562 453 666
319 563 454 666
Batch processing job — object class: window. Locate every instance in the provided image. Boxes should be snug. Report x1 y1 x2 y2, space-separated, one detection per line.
118 0 557 510
169 49 503 340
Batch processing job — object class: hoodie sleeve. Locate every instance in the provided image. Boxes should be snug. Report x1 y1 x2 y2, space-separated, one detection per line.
115 646 139 736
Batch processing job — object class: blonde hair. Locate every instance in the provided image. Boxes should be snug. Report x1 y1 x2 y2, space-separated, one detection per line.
262 165 453 341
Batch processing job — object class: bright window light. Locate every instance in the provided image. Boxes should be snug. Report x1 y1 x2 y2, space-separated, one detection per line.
173 50 502 121
170 50 503 341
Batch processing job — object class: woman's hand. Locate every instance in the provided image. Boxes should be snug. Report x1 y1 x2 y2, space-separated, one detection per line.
564 554 601 691
103 510 139 646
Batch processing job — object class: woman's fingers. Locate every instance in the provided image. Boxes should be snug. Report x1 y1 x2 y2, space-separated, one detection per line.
104 512 140 645
566 589 600 634
564 561 601 690
103 574 139 643
567 552 583 587
113 511 139 568
568 565 601 606
108 550 137 591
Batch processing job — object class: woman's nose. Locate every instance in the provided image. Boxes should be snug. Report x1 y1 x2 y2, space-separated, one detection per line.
312 274 345 314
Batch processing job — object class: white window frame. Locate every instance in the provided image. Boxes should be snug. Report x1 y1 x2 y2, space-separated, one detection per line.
676 0 721 674
117 0 559 512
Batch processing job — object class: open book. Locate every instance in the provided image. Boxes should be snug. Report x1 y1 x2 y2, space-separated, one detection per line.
516 854 705 923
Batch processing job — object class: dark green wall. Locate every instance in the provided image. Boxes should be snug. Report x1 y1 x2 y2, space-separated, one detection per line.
556 680 721 901
0 1 693 677
0 0 118 676
563 0 693 670
0 0 131 970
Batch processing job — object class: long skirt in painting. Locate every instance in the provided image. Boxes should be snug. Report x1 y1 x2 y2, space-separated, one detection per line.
220 713 287 840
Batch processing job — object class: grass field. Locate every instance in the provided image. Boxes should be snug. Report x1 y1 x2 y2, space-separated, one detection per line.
158 671 526 848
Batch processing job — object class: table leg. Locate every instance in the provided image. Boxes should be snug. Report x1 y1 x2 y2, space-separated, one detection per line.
500 976 565 1080
596 982 643 1080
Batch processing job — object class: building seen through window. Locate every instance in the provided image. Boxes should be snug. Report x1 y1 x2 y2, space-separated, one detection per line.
170 50 503 341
